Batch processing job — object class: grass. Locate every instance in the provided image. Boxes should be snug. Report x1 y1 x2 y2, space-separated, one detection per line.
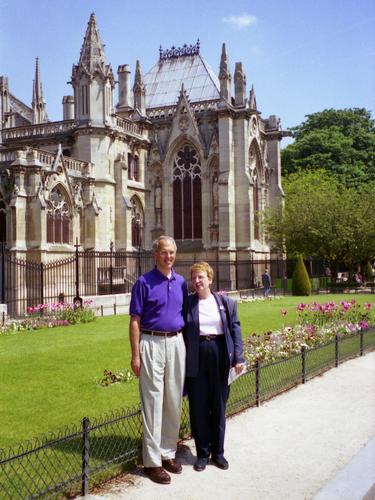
0 293 374 450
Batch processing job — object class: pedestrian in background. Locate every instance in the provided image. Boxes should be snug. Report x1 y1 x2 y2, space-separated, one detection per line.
261 268 271 297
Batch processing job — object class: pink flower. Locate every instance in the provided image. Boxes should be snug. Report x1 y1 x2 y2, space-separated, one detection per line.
359 320 369 330
347 323 358 333
297 303 307 311
364 303 372 311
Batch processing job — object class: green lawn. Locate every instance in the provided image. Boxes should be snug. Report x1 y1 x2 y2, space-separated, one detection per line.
0 293 374 449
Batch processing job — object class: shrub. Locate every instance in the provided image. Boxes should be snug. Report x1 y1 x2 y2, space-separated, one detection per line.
292 255 311 296
363 261 374 282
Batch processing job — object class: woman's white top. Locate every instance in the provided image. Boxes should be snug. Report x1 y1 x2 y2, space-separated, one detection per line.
198 293 224 335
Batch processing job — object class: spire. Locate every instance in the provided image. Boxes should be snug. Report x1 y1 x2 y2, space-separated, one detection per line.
234 62 246 107
70 13 115 125
249 84 257 110
32 57 47 124
77 13 106 74
133 60 145 115
219 43 231 101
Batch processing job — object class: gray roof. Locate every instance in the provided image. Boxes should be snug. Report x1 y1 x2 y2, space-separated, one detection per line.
144 54 221 109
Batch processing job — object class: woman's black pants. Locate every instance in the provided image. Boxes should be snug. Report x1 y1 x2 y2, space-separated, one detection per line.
186 335 230 459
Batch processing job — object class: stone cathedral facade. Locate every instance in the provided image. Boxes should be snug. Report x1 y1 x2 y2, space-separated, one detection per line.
0 13 283 271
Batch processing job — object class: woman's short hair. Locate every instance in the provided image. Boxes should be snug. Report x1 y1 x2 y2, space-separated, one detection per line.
190 261 214 281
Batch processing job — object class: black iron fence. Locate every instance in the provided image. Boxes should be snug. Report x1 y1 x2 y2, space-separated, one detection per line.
1 329 374 498
1 243 327 318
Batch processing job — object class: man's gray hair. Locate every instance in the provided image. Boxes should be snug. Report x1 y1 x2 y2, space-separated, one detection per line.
152 235 177 252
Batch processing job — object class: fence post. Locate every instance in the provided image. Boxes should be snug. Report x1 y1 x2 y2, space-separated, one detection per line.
216 257 220 291
109 241 113 295
235 255 238 291
40 262 44 310
1 242 5 304
301 346 306 384
81 417 90 496
360 330 364 356
255 361 260 407
335 334 339 367
74 239 82 308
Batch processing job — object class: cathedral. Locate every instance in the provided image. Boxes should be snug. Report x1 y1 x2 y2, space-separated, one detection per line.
0 13 283 271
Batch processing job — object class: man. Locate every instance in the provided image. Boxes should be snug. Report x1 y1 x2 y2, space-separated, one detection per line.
261 269 271 297
129 235 188 485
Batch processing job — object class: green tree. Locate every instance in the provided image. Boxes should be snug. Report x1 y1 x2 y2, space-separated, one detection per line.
282 108 375 187
263 170 375 275
292 255 311 296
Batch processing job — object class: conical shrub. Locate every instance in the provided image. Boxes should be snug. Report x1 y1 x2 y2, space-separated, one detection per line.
292 255 312 296
363 261 374 282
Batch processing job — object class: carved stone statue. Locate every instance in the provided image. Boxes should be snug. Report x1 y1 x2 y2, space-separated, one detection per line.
154 177 162 226
212 172 219 224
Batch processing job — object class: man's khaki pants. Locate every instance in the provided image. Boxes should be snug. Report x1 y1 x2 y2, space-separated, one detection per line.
139 332 186 467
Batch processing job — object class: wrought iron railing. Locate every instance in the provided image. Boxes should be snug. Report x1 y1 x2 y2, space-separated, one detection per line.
1 328 374 498
1 243 330 319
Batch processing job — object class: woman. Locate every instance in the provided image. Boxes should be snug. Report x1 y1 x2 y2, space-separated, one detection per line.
184 262 245 472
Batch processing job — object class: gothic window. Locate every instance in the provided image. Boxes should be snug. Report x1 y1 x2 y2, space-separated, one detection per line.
249 141 262 241
128 154 140 181
131 197 144 248
173 145 202 240
81 84 89 115
210 158 219 225
47 186 71 244
253 173 260 240
133 156 139 181
0 199 6 242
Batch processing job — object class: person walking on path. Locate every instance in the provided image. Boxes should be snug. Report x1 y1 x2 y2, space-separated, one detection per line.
261 269 271 297
129 235 188 485
184 262 245 472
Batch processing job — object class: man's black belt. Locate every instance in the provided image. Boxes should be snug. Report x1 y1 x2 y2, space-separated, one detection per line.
200 334 225 342
141 328 181 337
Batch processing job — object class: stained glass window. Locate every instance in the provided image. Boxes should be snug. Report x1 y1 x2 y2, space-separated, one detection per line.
173 145 202 239
46 186 71 244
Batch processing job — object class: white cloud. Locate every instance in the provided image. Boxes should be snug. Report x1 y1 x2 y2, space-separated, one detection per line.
222 13 258 30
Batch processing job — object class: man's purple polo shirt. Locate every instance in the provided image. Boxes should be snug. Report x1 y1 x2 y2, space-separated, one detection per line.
129 267 188 332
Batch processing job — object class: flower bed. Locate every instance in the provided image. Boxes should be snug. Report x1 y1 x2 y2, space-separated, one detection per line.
0 301 96 334
96 368 135 387
244 300 374 367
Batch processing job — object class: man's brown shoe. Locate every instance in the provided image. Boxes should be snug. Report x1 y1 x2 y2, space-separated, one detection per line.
144 466 171 484
162 458 182 474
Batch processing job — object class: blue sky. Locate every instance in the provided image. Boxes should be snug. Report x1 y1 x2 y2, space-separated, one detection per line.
1 0 374 146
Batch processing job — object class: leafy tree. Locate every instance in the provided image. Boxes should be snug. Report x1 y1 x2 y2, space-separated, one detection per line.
292 255 311 296
263 170 375 275
282 108 375 187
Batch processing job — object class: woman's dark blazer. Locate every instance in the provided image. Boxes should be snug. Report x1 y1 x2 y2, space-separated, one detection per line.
184 292 244 378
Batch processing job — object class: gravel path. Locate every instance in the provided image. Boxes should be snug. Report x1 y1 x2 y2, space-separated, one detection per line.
84 352 375 500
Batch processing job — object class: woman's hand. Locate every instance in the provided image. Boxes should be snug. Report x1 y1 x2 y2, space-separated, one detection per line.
234 363 245 375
